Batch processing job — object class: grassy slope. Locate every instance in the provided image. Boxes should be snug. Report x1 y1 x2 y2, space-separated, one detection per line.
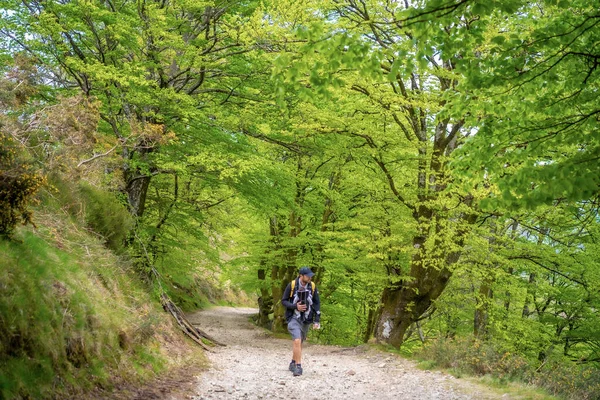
0 204 206 399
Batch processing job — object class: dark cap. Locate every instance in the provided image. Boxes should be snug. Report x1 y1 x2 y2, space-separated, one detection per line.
299 267 315 277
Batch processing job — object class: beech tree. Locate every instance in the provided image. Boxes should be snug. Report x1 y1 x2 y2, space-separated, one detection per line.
270 0 484 346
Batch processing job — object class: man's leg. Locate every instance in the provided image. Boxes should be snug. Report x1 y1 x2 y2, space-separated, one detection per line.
287 319 303 366
291 323 310 376
293 338 302 364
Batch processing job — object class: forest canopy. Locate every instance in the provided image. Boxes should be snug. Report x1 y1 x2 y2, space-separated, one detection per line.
1 0 599 398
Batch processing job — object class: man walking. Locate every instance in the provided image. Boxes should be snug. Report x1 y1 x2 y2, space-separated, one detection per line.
282 267 321 376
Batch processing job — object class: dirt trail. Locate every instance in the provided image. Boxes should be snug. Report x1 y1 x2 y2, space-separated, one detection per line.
186 307 506 400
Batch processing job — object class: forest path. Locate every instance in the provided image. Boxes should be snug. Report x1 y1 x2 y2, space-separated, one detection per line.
185 307 507 400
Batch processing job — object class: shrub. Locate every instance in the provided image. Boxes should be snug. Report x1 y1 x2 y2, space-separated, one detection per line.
79 182 133 251
531 360 600 400
417 336 600 399
0 131 45 237
417 337 529 380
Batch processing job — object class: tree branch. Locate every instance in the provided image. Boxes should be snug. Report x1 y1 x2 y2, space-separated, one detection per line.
77 145 118 167
241 127 303 153
372 154 416 212
507 255 587 288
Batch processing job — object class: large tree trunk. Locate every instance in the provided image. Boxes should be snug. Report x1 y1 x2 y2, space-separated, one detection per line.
374 233 456 346
256 215 281 329
374 198 476 346
333 5 476 347
271 264 296 332
270 269 286 332
370 102 473 346
272 162 307 332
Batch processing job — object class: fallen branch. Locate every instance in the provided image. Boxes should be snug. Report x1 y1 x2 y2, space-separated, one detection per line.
190 323 226 347
161 295 212 351
160 293 226 350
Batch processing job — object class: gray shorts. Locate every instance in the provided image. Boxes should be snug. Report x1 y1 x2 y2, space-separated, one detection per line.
287 317 310 341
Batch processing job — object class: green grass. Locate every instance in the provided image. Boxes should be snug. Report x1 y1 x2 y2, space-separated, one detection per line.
466 375 560 400
0 216 201 399
416 359 437 370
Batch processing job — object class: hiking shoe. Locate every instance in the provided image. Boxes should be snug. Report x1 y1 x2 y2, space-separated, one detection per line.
293 365 303 376
288 361 296 372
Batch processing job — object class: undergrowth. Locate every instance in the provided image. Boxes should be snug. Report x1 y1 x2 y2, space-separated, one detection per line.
0 180 206 399
414 337 600 400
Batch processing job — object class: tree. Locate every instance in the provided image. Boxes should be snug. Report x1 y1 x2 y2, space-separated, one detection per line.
447 0 600 208
271 0 485 346
1 0 265 218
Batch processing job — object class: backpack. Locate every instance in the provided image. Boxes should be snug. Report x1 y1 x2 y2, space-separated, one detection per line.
289 279 316 299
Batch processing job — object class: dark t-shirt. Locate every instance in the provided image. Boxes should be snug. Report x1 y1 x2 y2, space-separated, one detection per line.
298 290 308 304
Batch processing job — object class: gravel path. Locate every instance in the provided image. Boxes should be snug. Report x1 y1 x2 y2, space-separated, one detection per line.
186 307 505 400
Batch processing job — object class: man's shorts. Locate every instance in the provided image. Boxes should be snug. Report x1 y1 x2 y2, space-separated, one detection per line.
287 317 310 342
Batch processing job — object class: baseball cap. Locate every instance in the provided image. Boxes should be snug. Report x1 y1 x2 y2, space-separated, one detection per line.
299 267 315 277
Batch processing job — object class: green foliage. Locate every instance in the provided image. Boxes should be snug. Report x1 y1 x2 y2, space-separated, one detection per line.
0 229 169 399
0 132 45 237
416 337 600 400
450 0 600 209
412 201 600 398
316 302 362 346
78 182 133 252
417 337 530 380
533 360 600 400
1 0 599 398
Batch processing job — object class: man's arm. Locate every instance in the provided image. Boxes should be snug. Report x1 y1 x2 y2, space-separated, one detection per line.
281 283 296 309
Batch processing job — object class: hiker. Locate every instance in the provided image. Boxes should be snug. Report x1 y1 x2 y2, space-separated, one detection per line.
281 266 321 376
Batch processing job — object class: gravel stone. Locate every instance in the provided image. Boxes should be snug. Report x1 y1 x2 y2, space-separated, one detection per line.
186 307 508 400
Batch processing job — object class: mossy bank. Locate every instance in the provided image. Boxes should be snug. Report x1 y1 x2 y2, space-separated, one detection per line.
0 184 207 399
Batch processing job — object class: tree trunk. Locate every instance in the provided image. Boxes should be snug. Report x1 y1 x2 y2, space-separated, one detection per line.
374 272 453 346
123 142 155 219
257 266 272 329
125 174 151 218
363 302 380 343
271 262 296 332
271 170 307 332
522 272 536 318
523 228 544 317
504 266 514 312
474 219 498 337
474 282 492 337
374 232 457 346
270 267 286 332
268 211 299 333
312 171 339 284
374 201 476 346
